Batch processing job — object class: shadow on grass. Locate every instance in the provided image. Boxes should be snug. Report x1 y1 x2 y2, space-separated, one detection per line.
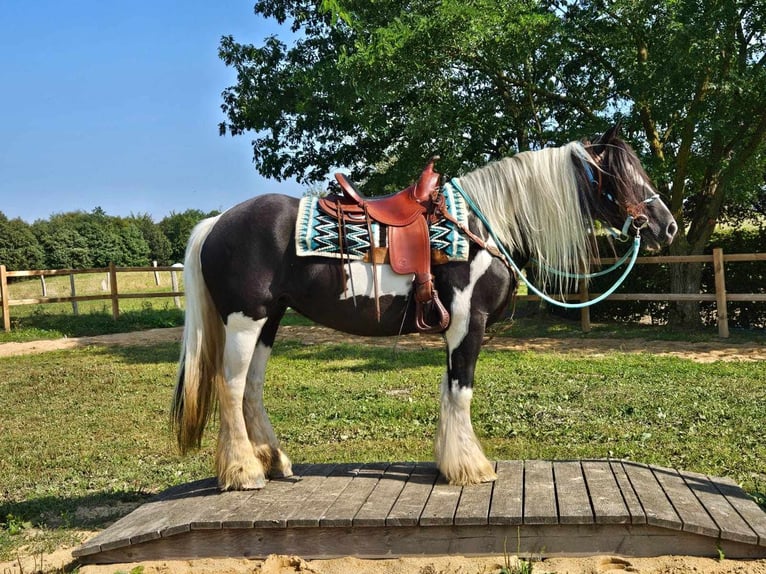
0 490 155 532
275 339 443 372
4 308 185 341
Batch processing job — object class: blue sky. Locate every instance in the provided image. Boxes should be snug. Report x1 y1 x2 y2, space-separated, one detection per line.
0 1 303 223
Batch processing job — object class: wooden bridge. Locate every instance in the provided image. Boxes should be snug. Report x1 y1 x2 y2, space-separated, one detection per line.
74 460 766 564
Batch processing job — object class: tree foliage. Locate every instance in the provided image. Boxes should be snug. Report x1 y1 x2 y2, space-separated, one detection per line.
0 209 213 272
219 0 766 324
159 209 220 264
0 213 45 271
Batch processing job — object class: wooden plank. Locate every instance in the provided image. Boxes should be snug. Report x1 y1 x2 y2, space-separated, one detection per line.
246 464 335 528
419 476 462 526
281 463 358 528
353 462 415 527
222 463 323 529
680 470 759 545
582 460 630 524
610 461 646 524
488 460 523 525
79 523 766 564
92 478 220 551
710 475 766 546
523 460 557 525
321 462 389 527
554 461 593 524
651 466 719 538
454 464 495 526
386 462 439 526
622 462 681 530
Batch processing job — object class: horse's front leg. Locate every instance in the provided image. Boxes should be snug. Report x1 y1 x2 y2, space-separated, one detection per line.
435 250 498 486
217 315 268 490
435 318 497 485
243 318 293 479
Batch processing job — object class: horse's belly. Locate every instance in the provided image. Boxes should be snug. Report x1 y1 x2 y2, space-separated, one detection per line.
290 261 418 336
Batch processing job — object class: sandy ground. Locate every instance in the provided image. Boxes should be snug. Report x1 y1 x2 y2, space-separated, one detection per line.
2 324 765 363
5 542 766 574
2 327 765 573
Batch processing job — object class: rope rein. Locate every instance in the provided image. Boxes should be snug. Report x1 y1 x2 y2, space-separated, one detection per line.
446 178 651 310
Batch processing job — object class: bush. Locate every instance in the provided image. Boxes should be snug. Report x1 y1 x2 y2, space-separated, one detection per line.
586 226 765 329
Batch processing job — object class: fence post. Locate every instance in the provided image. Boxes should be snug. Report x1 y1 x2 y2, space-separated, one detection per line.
1 265 10 332
171 269 181 309
69 274 79 316
109 262 120 320
579 276 591 333
40 275 47 297
152 260 161 286
713 247 729 338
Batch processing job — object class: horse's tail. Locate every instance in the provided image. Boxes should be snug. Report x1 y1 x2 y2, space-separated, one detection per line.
171 214 225 455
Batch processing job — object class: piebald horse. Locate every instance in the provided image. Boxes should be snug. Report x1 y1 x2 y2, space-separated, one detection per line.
172 127 678 490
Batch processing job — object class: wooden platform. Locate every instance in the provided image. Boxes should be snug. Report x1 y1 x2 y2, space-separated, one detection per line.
74 460 766 563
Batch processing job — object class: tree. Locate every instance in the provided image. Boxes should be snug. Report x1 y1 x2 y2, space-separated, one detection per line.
558 0 766 325
220 0 600 190
33 217 93 269
33 209 151 269
219 0 766 325
159 209 219 264
0 212 45 270
127 213 173 265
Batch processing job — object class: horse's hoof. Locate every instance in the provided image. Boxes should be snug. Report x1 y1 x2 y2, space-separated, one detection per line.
269 450 294 478
218 463 267 491
219 475 266 491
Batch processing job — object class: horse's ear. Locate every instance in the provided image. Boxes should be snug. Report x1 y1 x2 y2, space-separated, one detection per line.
600 123 622 143
590 123 622 156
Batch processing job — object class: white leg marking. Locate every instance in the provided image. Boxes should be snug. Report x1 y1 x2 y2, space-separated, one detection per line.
435 374 497 485
218 313 267 490
338 261 413 301
244 341 293 478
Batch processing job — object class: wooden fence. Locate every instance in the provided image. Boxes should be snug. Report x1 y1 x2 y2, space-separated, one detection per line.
518 248 766 338
1 248 765 336
0 263 183 333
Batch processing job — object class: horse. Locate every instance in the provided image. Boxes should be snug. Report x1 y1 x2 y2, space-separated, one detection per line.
171 126 678 491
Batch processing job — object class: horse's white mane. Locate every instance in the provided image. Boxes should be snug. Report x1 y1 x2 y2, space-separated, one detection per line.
455 141 595 294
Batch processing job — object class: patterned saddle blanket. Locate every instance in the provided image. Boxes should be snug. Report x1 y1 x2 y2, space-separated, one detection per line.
295 183 470 263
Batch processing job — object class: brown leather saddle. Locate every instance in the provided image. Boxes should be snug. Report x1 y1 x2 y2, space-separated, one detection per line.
317 158 450 333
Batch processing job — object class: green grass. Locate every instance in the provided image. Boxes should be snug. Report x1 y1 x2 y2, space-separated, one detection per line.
1 337 764 559
490 309 766 344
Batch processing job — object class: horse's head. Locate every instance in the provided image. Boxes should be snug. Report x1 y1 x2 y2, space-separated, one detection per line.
581 126 678 250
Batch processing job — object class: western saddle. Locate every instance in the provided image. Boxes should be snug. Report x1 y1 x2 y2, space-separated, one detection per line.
317 158 450 333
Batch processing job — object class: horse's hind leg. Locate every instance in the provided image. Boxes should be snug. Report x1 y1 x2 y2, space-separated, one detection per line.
243 316 293 478
217 313 268 490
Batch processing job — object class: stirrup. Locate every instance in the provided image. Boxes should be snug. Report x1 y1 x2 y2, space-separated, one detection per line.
415 290 450 333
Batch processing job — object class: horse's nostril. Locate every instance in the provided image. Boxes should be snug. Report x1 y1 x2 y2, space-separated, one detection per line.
666 220 678 241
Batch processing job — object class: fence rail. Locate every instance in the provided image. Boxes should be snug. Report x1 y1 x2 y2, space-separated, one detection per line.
0 262 183 332
1 248 765 336
517 248 766 337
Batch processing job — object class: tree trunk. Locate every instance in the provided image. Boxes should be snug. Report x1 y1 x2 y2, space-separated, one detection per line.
667 258 704 327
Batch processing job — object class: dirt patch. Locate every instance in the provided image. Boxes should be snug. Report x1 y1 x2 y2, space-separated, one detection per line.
1 325 764 363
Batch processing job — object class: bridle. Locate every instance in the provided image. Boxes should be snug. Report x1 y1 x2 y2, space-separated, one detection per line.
582 161 659 240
